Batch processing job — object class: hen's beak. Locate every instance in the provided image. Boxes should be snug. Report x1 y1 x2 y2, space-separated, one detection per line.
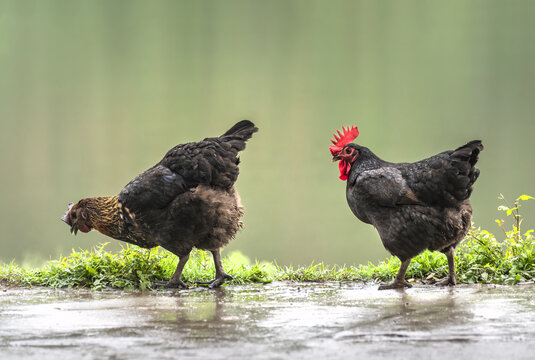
62 215 78 235
61 203 76 234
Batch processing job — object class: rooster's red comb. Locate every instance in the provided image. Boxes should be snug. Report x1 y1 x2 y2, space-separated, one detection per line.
329 126 359 156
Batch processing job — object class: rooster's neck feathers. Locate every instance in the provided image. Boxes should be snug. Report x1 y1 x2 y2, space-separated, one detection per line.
348 147 389 180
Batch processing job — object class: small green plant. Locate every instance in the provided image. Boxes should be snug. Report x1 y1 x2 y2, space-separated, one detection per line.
455 194 534 284
1 195 533 288
496 194 533 244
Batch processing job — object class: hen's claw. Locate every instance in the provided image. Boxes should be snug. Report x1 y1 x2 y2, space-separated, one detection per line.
434 276 456 287
195 273 233 288
153 280 190 289
378 280 412 290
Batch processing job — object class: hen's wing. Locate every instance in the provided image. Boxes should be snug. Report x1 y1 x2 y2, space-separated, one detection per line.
355 167 421 207
119 165 187 210
119 120 257 211
159 140 239 190
160 120 258 190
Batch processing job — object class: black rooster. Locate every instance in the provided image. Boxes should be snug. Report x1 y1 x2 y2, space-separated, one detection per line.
330 126 483 289
62 120 258 288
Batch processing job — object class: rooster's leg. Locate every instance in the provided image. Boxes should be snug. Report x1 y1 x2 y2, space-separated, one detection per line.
435 246 457 286
378 258 413 290
154 252 191 288
195 249 233 288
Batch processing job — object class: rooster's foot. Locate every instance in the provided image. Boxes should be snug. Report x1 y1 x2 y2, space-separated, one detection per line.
153 279 190 289
434 276 456 287
195 273 233 289
378 280 412 290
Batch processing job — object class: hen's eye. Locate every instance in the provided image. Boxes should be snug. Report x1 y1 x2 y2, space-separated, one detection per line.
71 212 77 219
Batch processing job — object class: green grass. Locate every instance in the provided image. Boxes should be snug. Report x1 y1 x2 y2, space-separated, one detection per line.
0 245 275 290
1 195 534 289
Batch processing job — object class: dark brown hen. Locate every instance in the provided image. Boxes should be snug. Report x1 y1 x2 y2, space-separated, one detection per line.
62 120 258 288
331 126 483 289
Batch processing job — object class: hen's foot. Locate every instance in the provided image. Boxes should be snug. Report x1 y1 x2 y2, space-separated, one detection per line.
153 279 190 289
195 273 233 289
435 276 456 287
378 280 412 290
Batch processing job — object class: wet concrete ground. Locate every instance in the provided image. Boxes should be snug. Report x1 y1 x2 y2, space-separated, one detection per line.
1 282 535 359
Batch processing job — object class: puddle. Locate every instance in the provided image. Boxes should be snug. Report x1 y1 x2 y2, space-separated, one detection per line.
1 283 534 359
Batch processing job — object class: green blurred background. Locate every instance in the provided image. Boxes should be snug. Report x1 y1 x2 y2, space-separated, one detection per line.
1 0 534 267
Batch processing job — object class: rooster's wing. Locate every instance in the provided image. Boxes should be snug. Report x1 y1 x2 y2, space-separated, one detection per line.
355 167 421 207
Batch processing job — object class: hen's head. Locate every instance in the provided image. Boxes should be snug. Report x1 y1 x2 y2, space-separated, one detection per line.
330 126 359 181
61 201 91 235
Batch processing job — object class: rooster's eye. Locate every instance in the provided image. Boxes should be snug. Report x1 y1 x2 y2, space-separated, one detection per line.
345 148 352 154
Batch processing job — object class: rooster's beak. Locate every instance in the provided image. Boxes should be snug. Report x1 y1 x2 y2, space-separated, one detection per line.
332 154 341 162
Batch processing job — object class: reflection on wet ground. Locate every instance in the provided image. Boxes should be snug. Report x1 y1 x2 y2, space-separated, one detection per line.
1 283 534 359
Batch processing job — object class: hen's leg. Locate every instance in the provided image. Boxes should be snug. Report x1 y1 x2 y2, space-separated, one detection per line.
436 246 457 286
195 249 233 288
378 258 413 290
154 252 191 288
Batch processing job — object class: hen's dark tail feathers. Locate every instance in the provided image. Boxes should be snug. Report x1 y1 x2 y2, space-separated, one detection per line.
449 140 484 200
453 140 484 166
220 120 258 151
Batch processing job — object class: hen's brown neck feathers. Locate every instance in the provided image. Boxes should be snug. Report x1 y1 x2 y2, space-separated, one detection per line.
78 196 124 238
